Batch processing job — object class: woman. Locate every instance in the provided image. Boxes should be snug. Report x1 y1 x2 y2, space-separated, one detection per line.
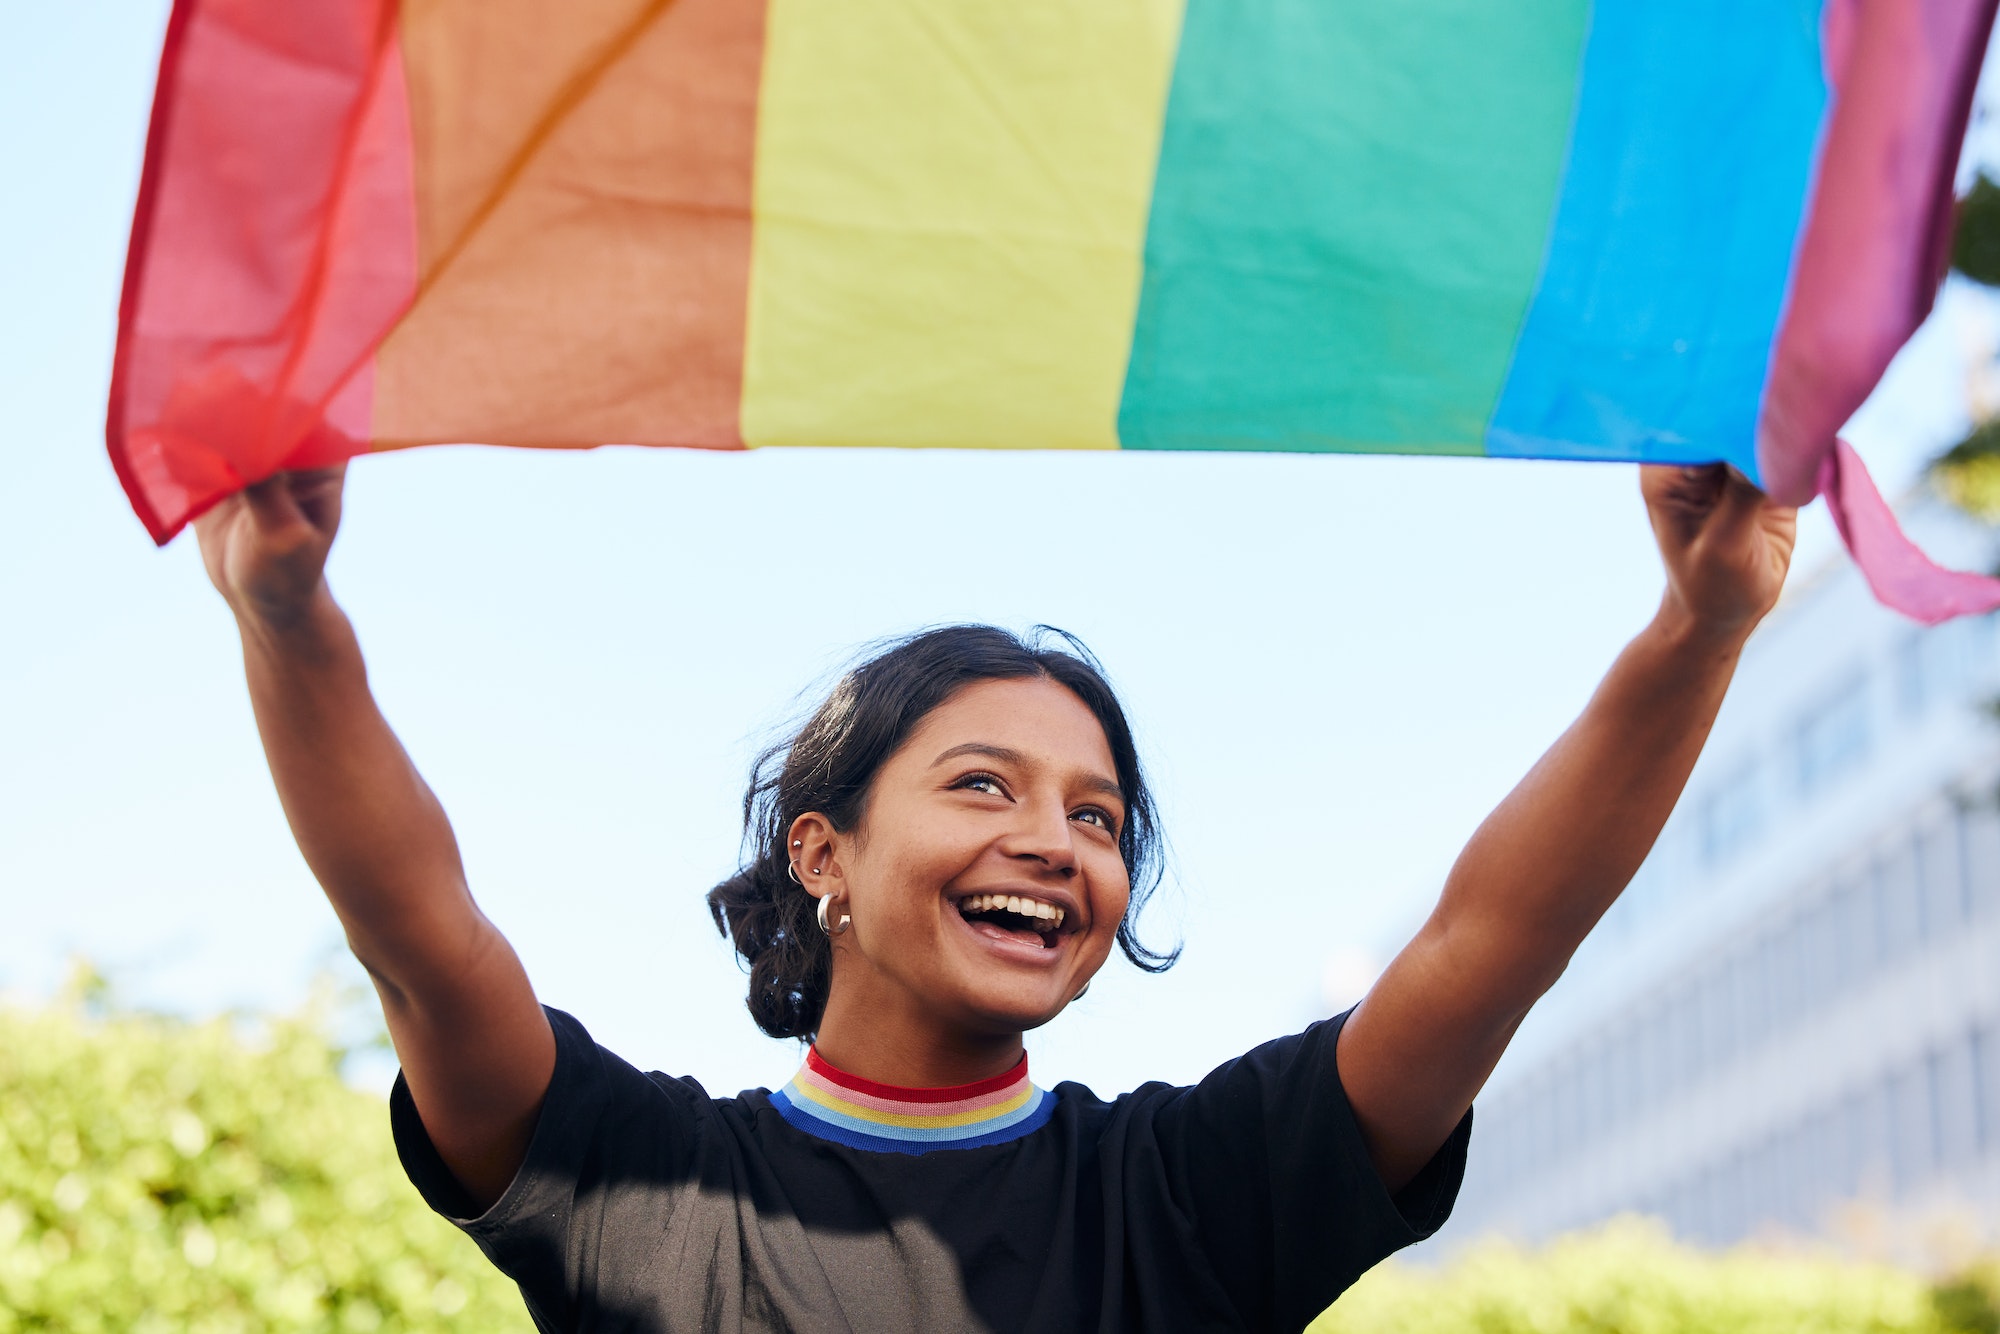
197 461 1793 1332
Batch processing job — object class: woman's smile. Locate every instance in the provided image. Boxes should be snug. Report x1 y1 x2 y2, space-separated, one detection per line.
950 885 1082 959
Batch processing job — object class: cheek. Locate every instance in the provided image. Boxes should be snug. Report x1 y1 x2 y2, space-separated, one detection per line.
853 824 975 915
1091 861 1133 940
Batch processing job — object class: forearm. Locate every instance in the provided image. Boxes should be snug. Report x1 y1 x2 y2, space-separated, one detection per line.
204 471 553 1207
1434 597 1747 1006
1341 465 1791 1191
236 584 486 994
1340 600 1749 1189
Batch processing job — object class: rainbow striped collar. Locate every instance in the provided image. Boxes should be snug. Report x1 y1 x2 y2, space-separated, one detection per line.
770 1046 1052 1155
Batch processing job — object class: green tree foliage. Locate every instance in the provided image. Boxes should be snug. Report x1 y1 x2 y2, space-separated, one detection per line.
0 988 532 1333
1935 174 2000 520
1955 175 2000 289
1933 416 2000 522
1314 1218 2000 1334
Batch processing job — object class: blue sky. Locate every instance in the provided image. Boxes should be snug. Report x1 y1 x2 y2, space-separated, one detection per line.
1 1 1991 1099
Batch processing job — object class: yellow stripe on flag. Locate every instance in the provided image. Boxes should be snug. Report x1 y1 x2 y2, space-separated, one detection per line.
741 0 1184 451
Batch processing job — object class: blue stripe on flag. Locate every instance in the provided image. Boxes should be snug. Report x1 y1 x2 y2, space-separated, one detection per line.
1486 0 1830 481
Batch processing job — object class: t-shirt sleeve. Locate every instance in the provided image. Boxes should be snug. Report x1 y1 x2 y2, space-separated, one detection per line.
389 1006 706 1332
1144 1009 1471 1332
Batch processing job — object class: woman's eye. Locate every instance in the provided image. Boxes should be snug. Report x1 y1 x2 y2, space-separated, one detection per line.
954 772 1005 796
1071 808 1113 831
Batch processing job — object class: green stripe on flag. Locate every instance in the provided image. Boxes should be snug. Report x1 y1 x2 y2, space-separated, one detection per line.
1118 0 1591 454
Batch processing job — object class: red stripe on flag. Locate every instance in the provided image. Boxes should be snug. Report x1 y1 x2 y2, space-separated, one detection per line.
107 0 419 544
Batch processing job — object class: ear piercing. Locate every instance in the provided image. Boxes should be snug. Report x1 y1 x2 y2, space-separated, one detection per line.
786 840 823 884
816 892 851 936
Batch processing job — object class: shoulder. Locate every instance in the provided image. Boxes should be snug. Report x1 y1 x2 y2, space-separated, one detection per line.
1047 1017 1343 1134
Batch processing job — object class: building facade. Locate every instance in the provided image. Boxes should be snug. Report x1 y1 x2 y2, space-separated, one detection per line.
1451 497 2000 1247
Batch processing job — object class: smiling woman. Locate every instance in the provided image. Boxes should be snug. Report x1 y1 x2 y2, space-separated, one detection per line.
704 627 1172 1050
196 459 1797 1332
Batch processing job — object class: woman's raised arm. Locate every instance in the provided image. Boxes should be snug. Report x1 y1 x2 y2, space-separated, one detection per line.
197 467 554 1210
1337 463 1797 1193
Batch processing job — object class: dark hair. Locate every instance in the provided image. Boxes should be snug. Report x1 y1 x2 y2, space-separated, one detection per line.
706 624 1176 1040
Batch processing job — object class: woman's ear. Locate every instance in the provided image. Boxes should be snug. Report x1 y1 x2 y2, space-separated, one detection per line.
785 813 838 895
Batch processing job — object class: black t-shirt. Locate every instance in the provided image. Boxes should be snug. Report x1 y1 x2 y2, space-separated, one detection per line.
392 1007 1469 1334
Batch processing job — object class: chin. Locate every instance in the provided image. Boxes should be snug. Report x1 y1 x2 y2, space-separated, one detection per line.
952 985 1072 1036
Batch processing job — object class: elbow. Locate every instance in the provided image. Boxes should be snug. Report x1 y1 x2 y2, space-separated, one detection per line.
1424 902 1578 1028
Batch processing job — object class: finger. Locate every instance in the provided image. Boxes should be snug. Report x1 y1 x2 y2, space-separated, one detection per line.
292 463 349 531
240 472 310 534
1696 467 1770 553
1639 462 1727 548
1640 462 1721 512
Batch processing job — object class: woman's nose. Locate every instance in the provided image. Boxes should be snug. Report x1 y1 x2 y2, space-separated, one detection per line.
1001 800 1079 875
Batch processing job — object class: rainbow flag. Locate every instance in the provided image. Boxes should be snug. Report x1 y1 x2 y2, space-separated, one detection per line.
110 1 1999 616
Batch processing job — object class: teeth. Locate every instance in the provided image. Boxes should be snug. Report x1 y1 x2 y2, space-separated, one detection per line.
959 895 1067 930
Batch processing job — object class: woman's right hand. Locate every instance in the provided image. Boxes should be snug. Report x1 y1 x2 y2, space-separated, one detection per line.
194 465 346 627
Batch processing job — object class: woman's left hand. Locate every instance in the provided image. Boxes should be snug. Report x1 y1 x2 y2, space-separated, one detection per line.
1641 463 1797 645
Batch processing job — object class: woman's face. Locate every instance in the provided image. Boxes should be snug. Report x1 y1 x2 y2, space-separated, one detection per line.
808 676 1132 1039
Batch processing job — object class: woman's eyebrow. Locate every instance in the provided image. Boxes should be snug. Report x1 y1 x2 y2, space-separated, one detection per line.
930 742 1025 769
1077 773 1126 802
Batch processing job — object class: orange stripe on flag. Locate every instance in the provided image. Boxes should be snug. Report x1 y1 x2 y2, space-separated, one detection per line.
372 0 764 453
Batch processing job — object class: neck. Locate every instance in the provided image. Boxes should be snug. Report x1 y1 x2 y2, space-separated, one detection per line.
812 992 1025 1088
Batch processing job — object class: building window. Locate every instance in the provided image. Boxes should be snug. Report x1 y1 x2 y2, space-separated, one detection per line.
1918 812 1968 935
1966 799 2000 922
1841 1086 1888 1197
1898 611 2000 717
1889 1062 1934 1196
1795 893 1837 1014
1699 962 1736 1069
1896 628 1947 716
1934 1038 1979 1170
1974 1024 2000 1155
1875 839 1924 961
1735 946 1770 1052
1698 760 1764 867
1795 673 1872 797
1767 920 1803 1031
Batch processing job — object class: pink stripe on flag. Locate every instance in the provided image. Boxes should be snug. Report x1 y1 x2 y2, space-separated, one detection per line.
1758 0 1997 507
1820 440 2000 625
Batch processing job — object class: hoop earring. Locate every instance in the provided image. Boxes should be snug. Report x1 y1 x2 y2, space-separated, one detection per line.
786 861 803 885
1072 982 1090 1002
816 893 851 936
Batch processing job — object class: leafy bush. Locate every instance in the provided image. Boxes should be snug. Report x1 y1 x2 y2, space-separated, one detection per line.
1933 1262 2000 1334
0 988 531 1333
1931 417 2000 524
8 987 1998 1332
1315 1218 1996 1334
